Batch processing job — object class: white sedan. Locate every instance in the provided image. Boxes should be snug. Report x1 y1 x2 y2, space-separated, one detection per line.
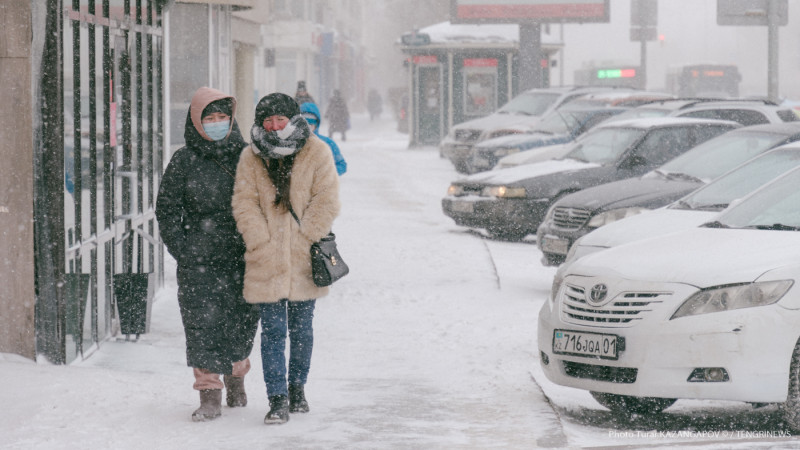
537 165 800 428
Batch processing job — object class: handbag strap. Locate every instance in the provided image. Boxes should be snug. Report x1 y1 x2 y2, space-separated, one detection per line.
287 203 301 226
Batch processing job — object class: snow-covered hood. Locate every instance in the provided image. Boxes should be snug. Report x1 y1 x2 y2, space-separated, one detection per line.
451 112 540 135
475 131 560 149
496 142 572 167
555 177 700 211
570 227 800 287
578 208 717 249
458 158 598 185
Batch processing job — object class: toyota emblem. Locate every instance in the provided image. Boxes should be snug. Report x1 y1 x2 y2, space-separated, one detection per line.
588 284 608 305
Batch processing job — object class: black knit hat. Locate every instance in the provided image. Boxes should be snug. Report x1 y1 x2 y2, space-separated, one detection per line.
202 98 233 118
254 93 300 125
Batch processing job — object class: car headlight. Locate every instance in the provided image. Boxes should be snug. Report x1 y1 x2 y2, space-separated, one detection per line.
447 184 464 196
482 186 527 198
671 280 793 320
587 207 649 228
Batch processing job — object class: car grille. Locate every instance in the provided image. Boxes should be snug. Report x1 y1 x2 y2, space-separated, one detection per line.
454 129 482 143
457 185 484 196
563 361 637 383
560 284 667 327
552 207 591 229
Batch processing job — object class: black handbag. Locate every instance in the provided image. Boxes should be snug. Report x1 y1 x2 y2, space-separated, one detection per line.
289 205 349 287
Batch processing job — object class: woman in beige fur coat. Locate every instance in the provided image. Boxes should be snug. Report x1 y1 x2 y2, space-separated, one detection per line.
232 93 340 425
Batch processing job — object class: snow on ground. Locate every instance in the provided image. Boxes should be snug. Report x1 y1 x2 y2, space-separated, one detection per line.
1 113 798 449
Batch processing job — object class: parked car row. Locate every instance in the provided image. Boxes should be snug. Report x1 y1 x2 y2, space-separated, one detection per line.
439 86 665 173
442 117 739 240
538 154 800 427
537 122 800 265
437 89 800 427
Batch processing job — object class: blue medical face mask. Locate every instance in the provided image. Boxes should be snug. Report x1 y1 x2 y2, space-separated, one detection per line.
202 120 230 141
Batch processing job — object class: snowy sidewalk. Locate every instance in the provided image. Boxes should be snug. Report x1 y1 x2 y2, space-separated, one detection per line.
0 113 566 449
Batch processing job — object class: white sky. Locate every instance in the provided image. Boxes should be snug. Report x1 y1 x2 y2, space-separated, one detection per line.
1 112 796 448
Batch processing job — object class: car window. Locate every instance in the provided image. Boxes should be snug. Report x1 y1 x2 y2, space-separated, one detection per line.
678 149 800 210
678 109 770 126
659 130 788 181
777 109 799 122
716 167 800 228
632 128 691 166
535 111 581 134
498 92 561 116
564 127 646 164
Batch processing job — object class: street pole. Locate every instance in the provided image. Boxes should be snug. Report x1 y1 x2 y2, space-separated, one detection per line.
519 22 542 91
767 0 780 102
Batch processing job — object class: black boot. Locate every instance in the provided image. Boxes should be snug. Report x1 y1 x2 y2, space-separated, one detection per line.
224 375 247 407
288 384 309 413
192 389 222 422
264 395 289 424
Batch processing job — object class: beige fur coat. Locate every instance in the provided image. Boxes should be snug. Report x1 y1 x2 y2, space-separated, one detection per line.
232 134 340 304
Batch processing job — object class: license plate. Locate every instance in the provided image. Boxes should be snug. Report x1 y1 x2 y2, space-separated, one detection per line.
451 201 474 213
541 236 569 255
553 329 619 360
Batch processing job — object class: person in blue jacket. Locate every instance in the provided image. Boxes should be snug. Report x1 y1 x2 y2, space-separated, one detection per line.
300 102 347 176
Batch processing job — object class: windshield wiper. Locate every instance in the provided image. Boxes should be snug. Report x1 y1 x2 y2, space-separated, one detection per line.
746 223 800 231
701 220 730 229
660 171 704 183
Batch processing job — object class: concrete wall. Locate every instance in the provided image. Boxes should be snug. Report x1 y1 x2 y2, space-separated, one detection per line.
0 0 36 360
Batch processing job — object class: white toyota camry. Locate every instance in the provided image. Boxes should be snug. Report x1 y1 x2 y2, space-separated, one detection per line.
537 165 800 427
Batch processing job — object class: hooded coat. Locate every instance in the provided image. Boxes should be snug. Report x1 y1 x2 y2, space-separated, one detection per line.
300 102 347 175
155 87 259 374
232 133 340 304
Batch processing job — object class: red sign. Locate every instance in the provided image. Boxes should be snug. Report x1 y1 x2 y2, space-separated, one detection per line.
413 55 438 65
464 58 498 67
451 0 609 23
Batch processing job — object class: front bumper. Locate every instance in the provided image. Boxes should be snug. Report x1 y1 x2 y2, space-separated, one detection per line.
536 219 594 266
440 142 475 172
442 196 550 236
537 279 800 403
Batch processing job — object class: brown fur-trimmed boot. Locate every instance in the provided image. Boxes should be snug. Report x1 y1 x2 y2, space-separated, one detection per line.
192 389 222 422
224 375 247 407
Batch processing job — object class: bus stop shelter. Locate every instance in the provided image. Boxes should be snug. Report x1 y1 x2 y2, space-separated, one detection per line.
397 21 561 146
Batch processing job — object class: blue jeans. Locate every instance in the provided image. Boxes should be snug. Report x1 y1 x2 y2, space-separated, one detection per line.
259 299 316 397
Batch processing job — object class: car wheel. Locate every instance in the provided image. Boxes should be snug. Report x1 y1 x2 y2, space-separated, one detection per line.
541 252 564 267
781 339 800 431
590 392 676 415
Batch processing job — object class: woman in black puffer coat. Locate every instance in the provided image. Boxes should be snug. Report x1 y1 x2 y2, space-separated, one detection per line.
156 87 259 422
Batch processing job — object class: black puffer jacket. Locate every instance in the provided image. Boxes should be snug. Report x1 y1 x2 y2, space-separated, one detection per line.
156 87 258 374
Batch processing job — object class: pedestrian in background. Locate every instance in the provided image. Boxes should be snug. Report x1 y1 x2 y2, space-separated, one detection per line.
367 88 383 121
294 80 315 106
325 89 350 141
232 93 340 425
301 101 347 176
156 87 260 422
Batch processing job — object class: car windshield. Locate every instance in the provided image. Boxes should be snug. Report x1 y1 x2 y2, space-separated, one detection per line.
673 149 800 211
563 127 645 164
533 110 586 135
655 131 786 182
497 92 561 116
711 167 800 230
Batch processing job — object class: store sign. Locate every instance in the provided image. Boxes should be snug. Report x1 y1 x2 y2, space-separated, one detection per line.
463 58 498 67
450 0 610 23
413 55 439 65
